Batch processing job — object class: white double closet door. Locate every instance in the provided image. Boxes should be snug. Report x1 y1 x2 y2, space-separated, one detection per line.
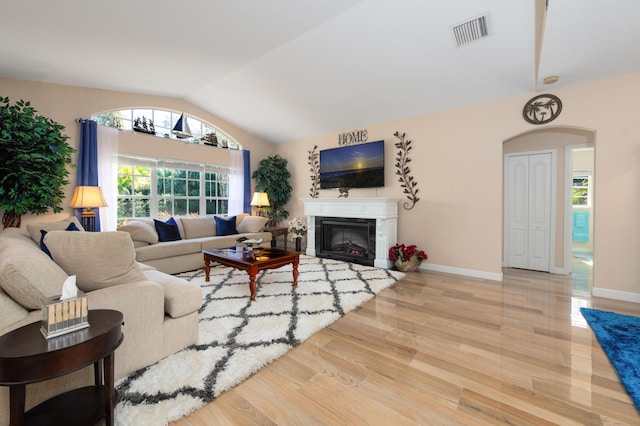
504 151 554 272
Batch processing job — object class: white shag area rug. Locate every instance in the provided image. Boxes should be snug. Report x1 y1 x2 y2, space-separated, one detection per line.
115 255 404 425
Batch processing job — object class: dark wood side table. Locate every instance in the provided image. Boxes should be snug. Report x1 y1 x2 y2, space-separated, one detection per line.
0 309 124 426
265 226 289 250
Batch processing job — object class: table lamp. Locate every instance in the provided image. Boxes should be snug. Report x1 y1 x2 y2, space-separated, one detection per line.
70 186 108 232
250 192 270 217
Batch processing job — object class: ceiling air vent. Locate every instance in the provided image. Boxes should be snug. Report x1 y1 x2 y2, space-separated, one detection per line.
452 15 488 47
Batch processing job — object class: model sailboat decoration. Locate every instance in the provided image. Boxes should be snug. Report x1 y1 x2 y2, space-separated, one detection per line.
171 113 192 139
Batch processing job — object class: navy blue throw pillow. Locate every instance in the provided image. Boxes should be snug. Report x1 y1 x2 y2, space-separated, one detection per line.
154 217 182 242
66 222 81 232
215 215 238 236
40 221 81 259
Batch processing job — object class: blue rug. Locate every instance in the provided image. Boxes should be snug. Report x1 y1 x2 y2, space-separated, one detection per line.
580 307 640 411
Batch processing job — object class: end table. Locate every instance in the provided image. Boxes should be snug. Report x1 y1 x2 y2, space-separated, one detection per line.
0 309 123 426
265 226 289 250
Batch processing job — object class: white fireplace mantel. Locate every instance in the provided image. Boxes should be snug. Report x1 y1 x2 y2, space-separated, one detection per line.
302 198 399 268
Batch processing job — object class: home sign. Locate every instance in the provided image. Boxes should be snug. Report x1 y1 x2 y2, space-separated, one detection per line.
338 129 368 146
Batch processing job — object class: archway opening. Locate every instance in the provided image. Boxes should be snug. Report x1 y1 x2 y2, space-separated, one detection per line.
503 126 595 293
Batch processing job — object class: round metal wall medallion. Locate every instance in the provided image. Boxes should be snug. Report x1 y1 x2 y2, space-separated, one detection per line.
522 94 562 125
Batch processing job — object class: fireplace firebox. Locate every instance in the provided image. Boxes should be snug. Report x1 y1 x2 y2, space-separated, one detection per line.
316 216 376 266
303 197 399 269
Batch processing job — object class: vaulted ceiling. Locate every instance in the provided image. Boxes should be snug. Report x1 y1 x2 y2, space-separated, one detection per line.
1 1 639 143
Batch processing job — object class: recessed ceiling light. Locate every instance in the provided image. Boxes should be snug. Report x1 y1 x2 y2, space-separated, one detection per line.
543 75 559 84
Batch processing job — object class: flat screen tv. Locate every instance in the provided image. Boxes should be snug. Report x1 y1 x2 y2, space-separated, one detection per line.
319 140 385 189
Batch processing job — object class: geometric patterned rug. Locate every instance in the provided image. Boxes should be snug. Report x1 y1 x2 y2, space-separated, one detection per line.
114 255 404 425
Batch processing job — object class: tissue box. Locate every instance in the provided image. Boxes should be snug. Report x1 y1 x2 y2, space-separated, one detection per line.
40 292 89 339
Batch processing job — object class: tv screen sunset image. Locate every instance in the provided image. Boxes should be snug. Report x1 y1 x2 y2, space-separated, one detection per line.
319 141 385 189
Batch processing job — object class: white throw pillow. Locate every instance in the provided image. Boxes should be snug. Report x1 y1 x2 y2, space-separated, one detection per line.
118 221 159 244
235 213 250 225
237 216 269 233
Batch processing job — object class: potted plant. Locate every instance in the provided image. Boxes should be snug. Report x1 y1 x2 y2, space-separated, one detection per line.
288 217 307 252
389 243 428 272
0 97 75 228
252 155 292 226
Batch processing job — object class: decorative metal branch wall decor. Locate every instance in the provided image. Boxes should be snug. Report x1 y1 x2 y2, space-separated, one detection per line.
522 94 562 124
308 145 320 198
393 131 420 210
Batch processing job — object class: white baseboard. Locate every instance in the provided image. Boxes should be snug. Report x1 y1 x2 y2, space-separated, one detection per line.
592 287 640 303
421 262 639 303
419 263 503 282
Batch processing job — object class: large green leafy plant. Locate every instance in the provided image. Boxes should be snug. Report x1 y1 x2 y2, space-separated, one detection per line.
252 155 292 226
0 97 75 228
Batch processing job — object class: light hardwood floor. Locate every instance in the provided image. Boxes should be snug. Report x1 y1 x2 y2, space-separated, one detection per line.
173 266 640 425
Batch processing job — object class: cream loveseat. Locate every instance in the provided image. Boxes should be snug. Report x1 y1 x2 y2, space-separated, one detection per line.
0 217 202 426
120 214 272 274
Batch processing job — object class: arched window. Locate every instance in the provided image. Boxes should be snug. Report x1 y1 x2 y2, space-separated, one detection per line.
91 108 244 224
92 108 241 150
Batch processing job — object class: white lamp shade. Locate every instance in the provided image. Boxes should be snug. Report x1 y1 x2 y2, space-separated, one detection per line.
250 192 270 207
70 186 108 210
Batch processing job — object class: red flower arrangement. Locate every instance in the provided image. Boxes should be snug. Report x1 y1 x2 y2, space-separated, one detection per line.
388 243 427 262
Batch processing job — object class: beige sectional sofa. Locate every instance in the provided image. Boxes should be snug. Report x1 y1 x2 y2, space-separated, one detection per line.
119 214 272 274
0 217 202 426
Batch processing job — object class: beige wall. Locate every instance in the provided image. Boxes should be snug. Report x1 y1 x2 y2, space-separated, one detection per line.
0 77 276 226
277 73 640 301
2 73 639 301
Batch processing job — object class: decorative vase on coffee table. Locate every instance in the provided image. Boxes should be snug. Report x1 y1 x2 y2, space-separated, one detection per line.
395 254 421 272
295 237 302 252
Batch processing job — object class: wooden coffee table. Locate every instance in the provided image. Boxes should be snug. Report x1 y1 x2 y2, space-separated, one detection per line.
0 309 123 426
203 247 300 301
